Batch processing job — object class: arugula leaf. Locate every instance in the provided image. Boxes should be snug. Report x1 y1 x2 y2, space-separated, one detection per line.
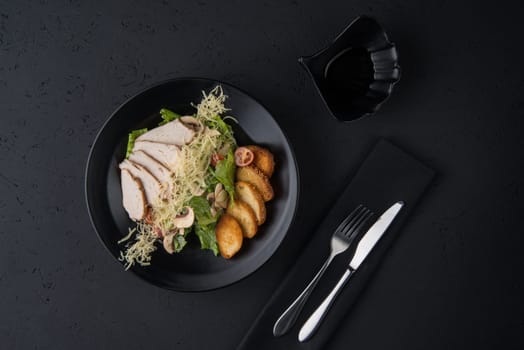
213 149 236 201
188 196 217 226
159 108 181 125
126 128 148 158
194 222 219 256
173 234 188 253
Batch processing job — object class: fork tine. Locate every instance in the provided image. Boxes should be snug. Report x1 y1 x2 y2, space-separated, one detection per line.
334 204 363 234
343 210 373 237
339 207 369 235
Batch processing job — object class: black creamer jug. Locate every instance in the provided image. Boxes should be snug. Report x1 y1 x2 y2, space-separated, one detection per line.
299 16 400 122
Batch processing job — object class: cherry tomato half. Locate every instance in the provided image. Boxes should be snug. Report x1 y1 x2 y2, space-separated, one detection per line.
210 153 224 167
234 147 254 167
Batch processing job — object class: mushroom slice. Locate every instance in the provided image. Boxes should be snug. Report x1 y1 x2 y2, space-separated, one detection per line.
189 180 206 196
173 207 195 228
163 233 175 254
214 183 229 209
180 116 203 133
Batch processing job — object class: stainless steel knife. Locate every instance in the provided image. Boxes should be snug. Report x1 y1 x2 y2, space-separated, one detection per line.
298 201 404 342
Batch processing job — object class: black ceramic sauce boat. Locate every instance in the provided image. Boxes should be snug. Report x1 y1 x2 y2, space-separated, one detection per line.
299 15 400 122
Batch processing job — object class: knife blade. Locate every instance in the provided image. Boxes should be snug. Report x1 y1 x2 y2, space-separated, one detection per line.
349 201 404 270
298 201 404 342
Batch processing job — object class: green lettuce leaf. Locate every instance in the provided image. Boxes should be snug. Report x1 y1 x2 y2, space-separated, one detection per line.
188 196 219 255
213 150 236 201
203 115 236 147
126 128 148 158
206 174 219 192
173 234 188 253
159 108 180 125
215 116 234 140
194 222 219 256
188 196 217 226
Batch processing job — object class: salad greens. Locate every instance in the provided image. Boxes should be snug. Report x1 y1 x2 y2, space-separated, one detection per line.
125 108 180 158
126 128 148 158
194 223 219 256
213 150 236 201
172 234 188 253
213 117 235 141
189 195 220 255
159 108 180 125
120 87 240 266
125 110 235 256
189 196 218 226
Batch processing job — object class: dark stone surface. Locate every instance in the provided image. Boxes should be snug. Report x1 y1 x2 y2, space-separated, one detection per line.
1 0 523 349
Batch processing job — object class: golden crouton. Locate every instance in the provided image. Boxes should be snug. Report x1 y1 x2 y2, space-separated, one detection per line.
215 214 243 259
227 199 258 238
235 181 266 225
246 145 275 178
236 165 274 202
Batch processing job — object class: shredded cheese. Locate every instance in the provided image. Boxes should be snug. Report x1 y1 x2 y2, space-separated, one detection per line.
151 127 223 232
118 223 158 270
192 85 230 122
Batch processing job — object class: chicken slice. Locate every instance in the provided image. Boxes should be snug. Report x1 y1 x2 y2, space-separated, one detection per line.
119 159 162 205
133 141 181 173
120 169 147 221
129 150 173 189
136 119 195 145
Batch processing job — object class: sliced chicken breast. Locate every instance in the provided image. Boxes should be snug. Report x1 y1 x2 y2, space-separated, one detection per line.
136 119 195 145
119 159 162 205
120 169 147 221
133 141 181 173
129 150 173 187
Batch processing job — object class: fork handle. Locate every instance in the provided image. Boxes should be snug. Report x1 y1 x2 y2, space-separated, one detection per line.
298 268 354 342
273 255 334 336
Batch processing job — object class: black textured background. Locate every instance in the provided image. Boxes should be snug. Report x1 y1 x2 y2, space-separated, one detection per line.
1 0 524 349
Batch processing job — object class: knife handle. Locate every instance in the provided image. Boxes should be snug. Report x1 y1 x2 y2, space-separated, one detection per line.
298 268 353 342
273 255 334 336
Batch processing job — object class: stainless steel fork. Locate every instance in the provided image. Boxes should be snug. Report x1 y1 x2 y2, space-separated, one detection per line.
272 205 373 336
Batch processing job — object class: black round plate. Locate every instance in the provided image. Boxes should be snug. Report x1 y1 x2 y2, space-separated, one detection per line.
85 78 299 291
